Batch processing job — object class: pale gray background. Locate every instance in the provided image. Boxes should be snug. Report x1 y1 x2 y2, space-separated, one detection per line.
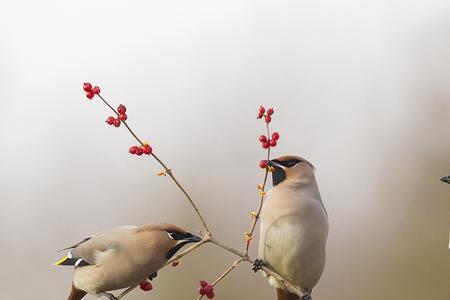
0 1 449 299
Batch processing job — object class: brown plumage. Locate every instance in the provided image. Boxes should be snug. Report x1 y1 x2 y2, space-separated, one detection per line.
67 284 86 300
54 223 201 299
277 288 300 300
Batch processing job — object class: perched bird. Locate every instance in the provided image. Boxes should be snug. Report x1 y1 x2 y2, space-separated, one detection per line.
253 155 328 300
441 175 450 184
54 223 201 300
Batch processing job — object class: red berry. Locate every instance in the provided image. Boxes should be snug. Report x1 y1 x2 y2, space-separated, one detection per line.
259 135 267 143
265 115 272 123
83 82 92 92
143 145 152 155
172 260 179 267
272 132 279 140
200 280 208 288
257 112 264 119
129 146 138 154
139 280 153 291
105 116 115 125
92 86 101 94
136 147 144 156
117 104 127 114
204 285 214 294
259 105 265 113
206 292 215 299
199 288 206 295
86 91 94 99
262 141 270 149
259 160 268 169
270 139 277 147
267 107 274 115
113 119 121 127
118 113 127 121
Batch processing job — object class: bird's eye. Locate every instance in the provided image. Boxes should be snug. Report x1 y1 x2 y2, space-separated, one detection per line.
167 231 178 240
284 159 301 168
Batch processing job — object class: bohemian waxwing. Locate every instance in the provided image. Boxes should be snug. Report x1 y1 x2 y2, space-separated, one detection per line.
54 223 201 300
253 155 328 300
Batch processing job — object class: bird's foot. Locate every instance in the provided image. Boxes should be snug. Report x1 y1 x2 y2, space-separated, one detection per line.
98 292 118 300
301 292 312 300
252 259 265 272
148 271 158 281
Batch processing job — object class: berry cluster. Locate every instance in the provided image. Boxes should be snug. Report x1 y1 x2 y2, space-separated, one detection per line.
198 280 214 299
105 104 128 128
83 82 100 100
257 105 280 169
259 132 279 149
129 143 153 156
139 279 153 292
257 105 274 123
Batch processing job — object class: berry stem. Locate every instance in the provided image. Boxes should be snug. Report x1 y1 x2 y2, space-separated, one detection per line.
96 94 211 235
244 122 271 254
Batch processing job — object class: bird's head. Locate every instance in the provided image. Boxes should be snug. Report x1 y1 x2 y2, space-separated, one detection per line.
441 175 450 185
143 223 201 260
268 155 316 186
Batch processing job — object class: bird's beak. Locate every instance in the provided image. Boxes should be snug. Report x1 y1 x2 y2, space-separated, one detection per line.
268 160 284 168
184 233 202 243
440 176 450 184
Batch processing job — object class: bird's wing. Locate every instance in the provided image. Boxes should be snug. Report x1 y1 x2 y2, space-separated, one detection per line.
54 225 136 267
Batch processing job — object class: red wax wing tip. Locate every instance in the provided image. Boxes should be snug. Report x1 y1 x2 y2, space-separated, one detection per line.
259 160 268 169
140 280 153 291
172 260 179 267
200 280 208 288
92 86 101 94
83 82 92 92
129 146 138 154
259 135 267 142
86 91 94 100
270 139 277 147
267 107 274 116
265 115 272 123
272 132 279 140
105 116 115 125
259 105 265 113
117 104 127 114
113 119 121 127
118 113 127 121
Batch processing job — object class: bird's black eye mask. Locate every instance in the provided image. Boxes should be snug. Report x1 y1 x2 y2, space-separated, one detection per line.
167 230 193 241
271 159 302 186
272 158 302 168
165 230 201 260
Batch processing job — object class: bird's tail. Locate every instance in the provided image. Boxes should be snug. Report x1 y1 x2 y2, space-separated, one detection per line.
67 284 86 300
276 288 301 300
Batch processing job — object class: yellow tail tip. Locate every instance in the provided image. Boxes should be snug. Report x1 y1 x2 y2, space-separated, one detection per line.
53 256 68 266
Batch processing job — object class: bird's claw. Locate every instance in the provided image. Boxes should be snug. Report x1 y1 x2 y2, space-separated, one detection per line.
148 272 158 280
301 292 312 300
98 292 118 300
252 259 265 272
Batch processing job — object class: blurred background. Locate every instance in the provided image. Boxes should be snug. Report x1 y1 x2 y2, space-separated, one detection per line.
0 1 449 299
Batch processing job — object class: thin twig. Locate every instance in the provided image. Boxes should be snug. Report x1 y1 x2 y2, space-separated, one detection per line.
244 122 271 253
96 94 210 234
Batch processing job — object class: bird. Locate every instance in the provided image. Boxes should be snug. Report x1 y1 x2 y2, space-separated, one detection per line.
54 223 201 300
441 175 450 184
253 155 329 300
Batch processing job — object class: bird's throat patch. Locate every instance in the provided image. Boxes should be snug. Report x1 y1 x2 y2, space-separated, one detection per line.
272 166 286 186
